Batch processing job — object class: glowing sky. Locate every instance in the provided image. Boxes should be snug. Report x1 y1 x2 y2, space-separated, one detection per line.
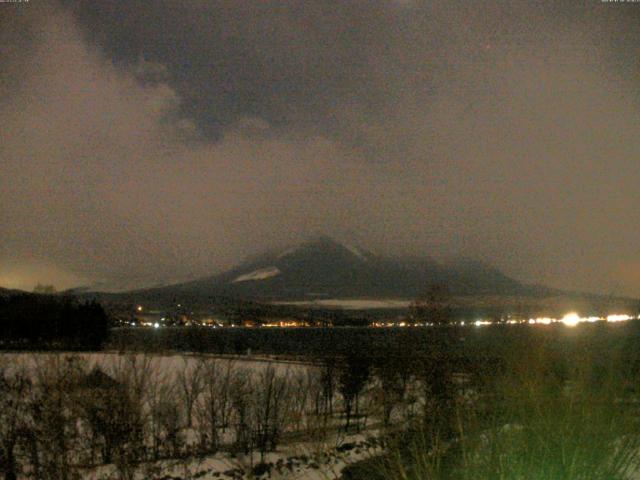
1 1 639 294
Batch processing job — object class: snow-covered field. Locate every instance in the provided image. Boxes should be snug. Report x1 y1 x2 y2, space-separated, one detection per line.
0 351 309 378
0 352 398 480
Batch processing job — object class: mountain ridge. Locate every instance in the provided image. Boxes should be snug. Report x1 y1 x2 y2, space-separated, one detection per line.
126 236 551 302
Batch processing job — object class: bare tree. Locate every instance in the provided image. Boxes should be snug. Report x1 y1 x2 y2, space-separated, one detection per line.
33 283 56 294
195 360 234 452
422 351 456 439
195 360 221 453
319 357 337 423
150 384 183 458
107 355 154 479
146 369 171 460
338 356 370 432
0 364 32 480
288 370 312 432
218 360 236 434
31 355 86 480
176 358 204 429
251 365 292 461
373 356 409 427
410 283 453 326
229 368 254 457
111 355 154 409
74 365 129 465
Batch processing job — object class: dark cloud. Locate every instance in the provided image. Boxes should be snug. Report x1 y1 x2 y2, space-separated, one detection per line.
1 1 640 295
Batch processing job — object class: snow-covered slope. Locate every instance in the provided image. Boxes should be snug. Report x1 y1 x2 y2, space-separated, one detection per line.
232 266 281 283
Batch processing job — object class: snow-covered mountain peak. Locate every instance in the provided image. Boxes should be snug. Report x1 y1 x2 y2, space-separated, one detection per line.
275 236 371 263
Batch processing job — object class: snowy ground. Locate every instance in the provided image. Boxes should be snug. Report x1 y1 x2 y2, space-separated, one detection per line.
2 351 636 479
0 351 311 377
83 431 382 480
0 352 388 480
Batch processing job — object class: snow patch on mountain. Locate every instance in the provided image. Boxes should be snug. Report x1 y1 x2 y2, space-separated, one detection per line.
277 247 298 259
232 266 281 283
272 298 413 309
343 243 366 260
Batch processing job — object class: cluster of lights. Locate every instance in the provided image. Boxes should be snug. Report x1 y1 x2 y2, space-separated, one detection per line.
138 321 161 328
372 321 425 328
372 313 638 328
474 313 637 328
263 320 308 327
132 302 637 330
606 314 632 322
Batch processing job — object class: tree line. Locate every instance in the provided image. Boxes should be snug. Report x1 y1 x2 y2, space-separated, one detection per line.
0 294 109 350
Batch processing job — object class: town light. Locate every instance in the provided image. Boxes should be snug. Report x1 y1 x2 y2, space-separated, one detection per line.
561 312 580 327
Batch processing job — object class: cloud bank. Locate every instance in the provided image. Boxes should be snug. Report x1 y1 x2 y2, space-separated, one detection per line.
1 1 639 295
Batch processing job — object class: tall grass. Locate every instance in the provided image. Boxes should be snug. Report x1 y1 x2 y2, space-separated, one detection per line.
375 340 640 480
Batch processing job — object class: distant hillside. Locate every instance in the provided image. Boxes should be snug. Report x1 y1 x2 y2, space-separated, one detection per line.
0 287 27 297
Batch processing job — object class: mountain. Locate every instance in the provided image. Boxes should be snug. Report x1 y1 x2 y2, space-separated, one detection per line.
133 236 542 302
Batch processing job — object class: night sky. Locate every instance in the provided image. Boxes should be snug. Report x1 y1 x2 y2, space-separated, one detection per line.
1 1 639 295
